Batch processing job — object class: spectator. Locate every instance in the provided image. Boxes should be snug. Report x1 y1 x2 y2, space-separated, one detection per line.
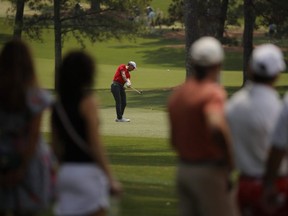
226 44 287 216
268 23 277 42
146 5 155 28
52 51 122 216
0 39 54 216
146 5 153 16
262 96 288 215
168 36 238 216
111 61 137 122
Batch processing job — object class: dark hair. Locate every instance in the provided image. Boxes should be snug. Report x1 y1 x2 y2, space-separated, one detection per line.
57 51 95 102
0 39 37 111
250 73 278 84
193 64 220 80
247 66 278 84
193 65 209 80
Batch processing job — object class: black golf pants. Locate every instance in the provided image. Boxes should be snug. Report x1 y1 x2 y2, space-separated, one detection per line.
111 82 126 119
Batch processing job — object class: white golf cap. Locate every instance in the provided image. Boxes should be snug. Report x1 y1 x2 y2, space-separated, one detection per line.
190 36 224 66
251 44 286 77
128 61 137 69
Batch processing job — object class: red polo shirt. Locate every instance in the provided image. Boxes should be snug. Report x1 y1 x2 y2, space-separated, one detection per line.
113 64 131 85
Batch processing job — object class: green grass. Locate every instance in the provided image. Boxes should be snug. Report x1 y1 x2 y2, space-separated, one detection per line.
150 0 172 15
103 136 177 216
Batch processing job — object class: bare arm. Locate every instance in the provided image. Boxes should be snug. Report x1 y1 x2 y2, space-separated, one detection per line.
81 95 122 195
263 146 286 187
51 115 63 162
206 111 234 170
261 146 286 212
121 70 128 82
121 70 131 88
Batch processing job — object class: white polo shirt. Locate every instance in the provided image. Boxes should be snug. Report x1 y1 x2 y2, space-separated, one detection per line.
271 93 288 150
226 82 286 176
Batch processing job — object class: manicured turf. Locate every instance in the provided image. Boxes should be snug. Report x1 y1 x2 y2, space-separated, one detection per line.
103 135 177 216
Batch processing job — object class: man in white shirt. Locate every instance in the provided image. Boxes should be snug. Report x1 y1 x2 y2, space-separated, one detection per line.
226 44 286 216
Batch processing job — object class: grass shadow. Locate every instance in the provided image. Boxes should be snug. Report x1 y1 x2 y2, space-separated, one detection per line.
97 89 173 111
139 46 185 68
104 135 178 215
127 89 173 110
104 135 176 167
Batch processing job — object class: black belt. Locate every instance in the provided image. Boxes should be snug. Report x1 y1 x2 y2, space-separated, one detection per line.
112 81 123 86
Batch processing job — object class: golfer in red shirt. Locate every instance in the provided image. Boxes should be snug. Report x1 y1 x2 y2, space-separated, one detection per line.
111 61 136 122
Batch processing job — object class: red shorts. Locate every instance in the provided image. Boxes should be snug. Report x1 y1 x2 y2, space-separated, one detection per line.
238 175 288 216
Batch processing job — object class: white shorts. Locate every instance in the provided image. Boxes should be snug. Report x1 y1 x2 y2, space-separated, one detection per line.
54 163 109 216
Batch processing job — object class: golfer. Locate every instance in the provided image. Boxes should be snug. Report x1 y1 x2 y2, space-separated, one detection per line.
111 61 136 122
168 37 238 216
226 44 287 216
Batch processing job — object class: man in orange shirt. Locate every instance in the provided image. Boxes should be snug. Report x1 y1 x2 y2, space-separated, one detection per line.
168 37 238 216
111 61 136 122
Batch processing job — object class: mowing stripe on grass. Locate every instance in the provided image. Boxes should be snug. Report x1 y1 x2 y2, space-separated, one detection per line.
99 108 169 138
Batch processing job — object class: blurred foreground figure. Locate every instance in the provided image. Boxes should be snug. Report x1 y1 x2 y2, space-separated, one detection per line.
52 51 122 216
0 40 54 216
226 44 287 216
168 37 238 216
261 49 288 216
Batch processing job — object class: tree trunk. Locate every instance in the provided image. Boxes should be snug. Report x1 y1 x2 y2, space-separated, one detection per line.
243 0 255 85
90 0 100 11
205 0 221 37
184 0 199 77
13 0 25 39
217 0 229 41
54 0 62 90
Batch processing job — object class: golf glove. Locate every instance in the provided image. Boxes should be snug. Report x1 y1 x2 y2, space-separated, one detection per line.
124 79 131 88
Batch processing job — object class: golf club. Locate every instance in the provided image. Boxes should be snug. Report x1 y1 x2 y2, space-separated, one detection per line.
131 86 143 95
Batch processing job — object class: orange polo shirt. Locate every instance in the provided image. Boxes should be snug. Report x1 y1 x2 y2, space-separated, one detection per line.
168 78 227 162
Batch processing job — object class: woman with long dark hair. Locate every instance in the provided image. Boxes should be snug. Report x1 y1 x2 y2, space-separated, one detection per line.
52 51 122 216
0 40 54 216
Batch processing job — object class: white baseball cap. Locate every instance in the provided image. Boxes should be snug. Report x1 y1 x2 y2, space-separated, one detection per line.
251 44 286 77
128 61 137 69
190 36 224 66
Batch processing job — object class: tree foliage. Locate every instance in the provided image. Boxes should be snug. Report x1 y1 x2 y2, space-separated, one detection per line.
169 0 288 37
254 0 288 37
168 0 184 24
180 0 287 80
7 0 149 45
226 0 242 26
169 0 229 41
6 0 151 87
